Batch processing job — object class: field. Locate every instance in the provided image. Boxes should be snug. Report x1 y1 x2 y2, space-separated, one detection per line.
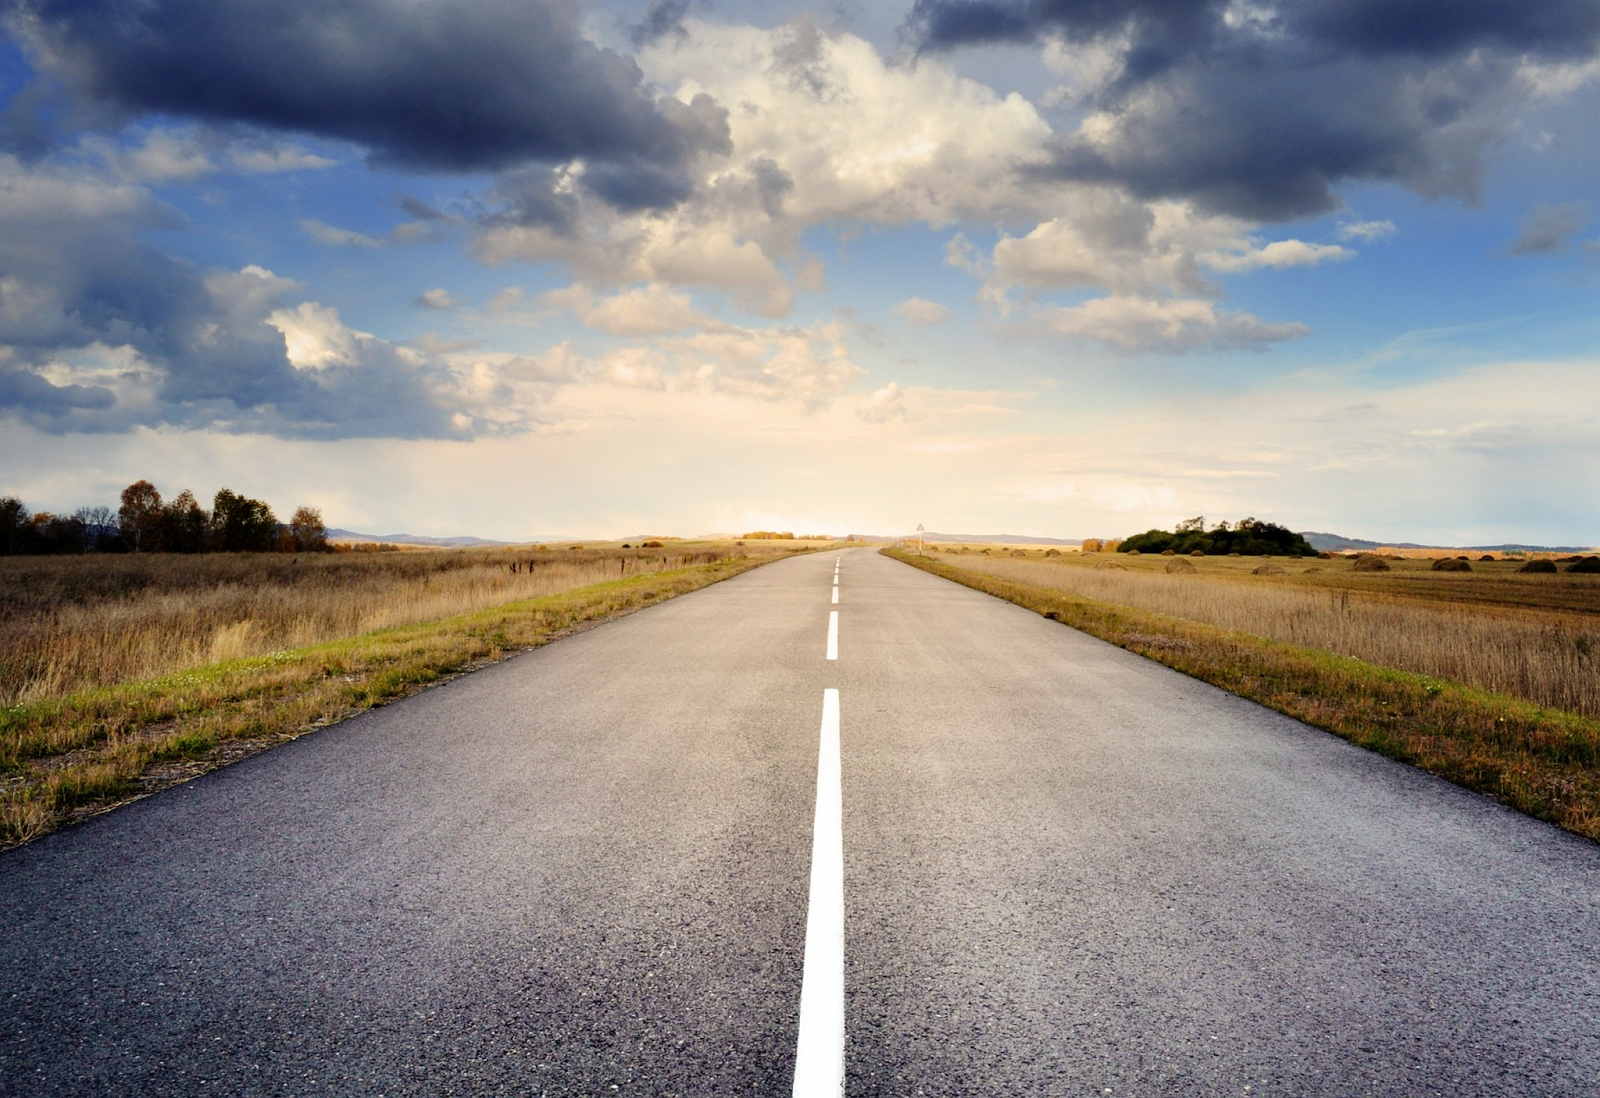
1 541 823 846
925 547 1600 717
892 546 1600 841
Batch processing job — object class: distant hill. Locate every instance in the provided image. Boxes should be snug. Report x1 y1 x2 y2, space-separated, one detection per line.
1301 531 1596 553
326 528 517 548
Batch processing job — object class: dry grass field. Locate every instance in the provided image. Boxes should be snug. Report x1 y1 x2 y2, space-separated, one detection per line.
0 544 748 706
927 547 1600 718
893 546 1600 841
1 541 819 846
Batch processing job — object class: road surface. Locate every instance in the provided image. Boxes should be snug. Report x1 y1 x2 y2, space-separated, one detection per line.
3 548 1598 1095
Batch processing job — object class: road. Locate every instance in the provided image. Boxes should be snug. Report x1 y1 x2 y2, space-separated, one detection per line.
3 548 1598 1095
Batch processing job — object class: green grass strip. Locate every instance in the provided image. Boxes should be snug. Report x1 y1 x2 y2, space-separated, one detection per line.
886 549 1600 843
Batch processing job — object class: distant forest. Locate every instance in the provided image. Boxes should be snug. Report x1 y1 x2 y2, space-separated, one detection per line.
1 480 326 556
1119 517 1317 557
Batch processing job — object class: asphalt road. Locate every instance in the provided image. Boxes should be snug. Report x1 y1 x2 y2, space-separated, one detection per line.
3 548 1598 1096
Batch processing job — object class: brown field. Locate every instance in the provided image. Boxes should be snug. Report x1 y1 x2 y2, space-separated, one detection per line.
0 543 759 706
921 547 1600 717
1 542 818 845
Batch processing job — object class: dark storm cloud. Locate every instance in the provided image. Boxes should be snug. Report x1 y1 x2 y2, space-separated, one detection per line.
7 0 730 206
629 0 691 49
907 0 1600 220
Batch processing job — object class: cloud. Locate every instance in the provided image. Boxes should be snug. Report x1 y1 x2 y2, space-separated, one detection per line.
1508 202 1589 254
299 219 383 249
468 18 1062 316
1201 239 1354 273
1338 219 1397 242
1022 295 1308 354
629 0 690 49
10 0 731 208
0 155 527 439
892 297 951 325
858 381 908 423
545 283 709 336
908 0 1600 220
414 288 458 310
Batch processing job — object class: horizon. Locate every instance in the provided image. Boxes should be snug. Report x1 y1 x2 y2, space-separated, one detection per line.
2 2 1597 546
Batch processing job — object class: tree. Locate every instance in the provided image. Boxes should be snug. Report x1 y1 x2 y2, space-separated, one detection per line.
74 506 120 552
1 496 28 555
163 490 210 553
289 506 328 552
118 480 165 552
210 488 278 552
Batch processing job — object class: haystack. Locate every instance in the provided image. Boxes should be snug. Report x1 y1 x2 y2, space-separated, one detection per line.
1010 549 1027 558
1518 559 1557 573
1164 557 1197 574
1189 549 1205 557
1252 563 1286 575
1160 549 1176 556
1094 560 1128 571
1431 557 1471 572
1568 556 1600 574
1352 554 1390 572
1044 548 1060 557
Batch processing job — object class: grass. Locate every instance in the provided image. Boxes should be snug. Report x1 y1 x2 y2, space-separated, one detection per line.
1 543 818 848
887 547 1600 842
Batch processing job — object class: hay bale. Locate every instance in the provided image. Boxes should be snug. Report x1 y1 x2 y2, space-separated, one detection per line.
1094 560 1128 571
1127 549 1141 556
1252 563 1286 575
1010 549 1027 558
1431 557 1471 572
1164 557 1197 574
1044 548 1060 557
1352 554 1390 572
1160 549 1176 556
1228 551 1242 557
1479 555 1496 562
1518 559 1557 573
1303 566 1322 573
1318 551 1336 559
1567 556 1600 574
1189 549 1205 557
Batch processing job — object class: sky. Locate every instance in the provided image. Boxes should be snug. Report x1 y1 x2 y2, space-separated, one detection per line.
1 0 1597 545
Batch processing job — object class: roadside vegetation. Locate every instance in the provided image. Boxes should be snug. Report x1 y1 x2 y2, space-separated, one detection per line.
1 541 820 847
888 545 1600 841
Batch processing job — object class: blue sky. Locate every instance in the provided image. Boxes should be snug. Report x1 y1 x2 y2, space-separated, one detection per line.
1 0 1597 544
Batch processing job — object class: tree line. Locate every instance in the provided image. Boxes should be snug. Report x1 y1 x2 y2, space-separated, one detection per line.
0 480 328 556
1118 516 1317 557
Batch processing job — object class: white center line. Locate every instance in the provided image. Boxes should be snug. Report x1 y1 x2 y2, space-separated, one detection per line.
831 586 838 605
793 688 844 1097
826 610 838 660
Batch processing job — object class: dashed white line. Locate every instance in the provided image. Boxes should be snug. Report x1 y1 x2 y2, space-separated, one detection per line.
831 587 839 605
793 688 844 1097
826 611 838 660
